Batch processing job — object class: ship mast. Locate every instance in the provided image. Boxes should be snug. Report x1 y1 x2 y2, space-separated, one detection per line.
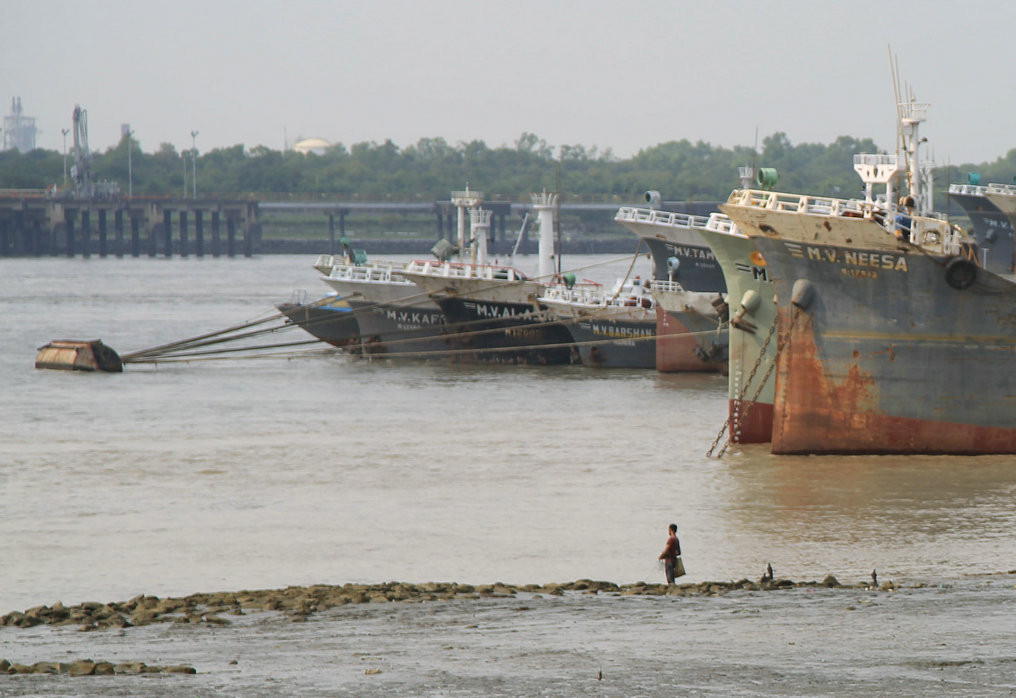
450 184 483 261
531 189 558 280
890 51 933 215
470 207 492 266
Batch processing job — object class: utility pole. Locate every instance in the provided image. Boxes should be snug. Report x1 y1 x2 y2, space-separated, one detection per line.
127 129 134 198
61 128 69 186
190 130 199 199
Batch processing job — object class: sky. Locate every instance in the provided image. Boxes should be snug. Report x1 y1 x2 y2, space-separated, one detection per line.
4 0 1013 167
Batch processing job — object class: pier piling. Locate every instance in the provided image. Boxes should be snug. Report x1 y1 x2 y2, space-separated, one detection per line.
0 194 259 259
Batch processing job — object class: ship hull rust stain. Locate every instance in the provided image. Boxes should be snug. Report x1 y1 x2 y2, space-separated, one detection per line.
759 249 1016 455
655 307 723 373
729 399 774 444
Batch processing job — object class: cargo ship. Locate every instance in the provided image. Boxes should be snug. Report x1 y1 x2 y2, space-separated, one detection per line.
402 191 577 365
297 187 488 358
538 277 656 368
614 205 728 372
317 256 448 357
277 292 361 349
976 182 1016 274
947 178 1015 275
693 209 777 444
719 100 1016 454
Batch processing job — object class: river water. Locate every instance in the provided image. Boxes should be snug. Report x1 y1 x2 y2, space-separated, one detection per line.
2 254 1014 695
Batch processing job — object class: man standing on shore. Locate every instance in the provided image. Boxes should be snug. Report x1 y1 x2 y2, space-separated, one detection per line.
658 523 683 584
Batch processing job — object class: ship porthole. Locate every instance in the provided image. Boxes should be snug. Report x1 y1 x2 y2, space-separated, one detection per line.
944 257 978 290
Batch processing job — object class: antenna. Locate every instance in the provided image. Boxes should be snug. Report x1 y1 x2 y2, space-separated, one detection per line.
555 161 562 275
753 126 759 173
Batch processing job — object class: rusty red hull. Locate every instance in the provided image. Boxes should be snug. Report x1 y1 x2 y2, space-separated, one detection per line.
774 306 1016 453
655 307 721 373
754 240 1016 455
728 399 774 444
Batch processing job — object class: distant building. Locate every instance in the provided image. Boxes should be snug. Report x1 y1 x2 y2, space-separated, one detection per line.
3 97 37 152
292 137 330 155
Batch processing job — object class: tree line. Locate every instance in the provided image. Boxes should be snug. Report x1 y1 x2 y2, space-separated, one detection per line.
1 131 1014 203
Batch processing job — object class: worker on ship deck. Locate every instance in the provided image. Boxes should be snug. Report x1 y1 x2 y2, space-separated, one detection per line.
895 195 915 242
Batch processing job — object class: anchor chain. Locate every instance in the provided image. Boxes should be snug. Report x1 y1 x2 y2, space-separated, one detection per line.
706 306 798 458
728 315 780 446
706 314 777 458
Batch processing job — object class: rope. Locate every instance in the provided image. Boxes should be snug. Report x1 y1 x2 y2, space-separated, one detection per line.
344 325 707 361
119 248 674 365
120 310 289 361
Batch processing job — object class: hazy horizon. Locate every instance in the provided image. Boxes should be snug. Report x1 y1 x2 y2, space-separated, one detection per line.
5 1 1014 166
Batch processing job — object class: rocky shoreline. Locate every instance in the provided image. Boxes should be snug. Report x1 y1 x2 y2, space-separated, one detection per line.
1 575 909 634
0 659 195 676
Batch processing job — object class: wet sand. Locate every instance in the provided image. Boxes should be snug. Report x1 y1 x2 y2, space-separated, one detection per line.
3 573 1015 696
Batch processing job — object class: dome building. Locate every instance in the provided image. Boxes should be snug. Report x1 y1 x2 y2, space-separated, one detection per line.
292 137 331 155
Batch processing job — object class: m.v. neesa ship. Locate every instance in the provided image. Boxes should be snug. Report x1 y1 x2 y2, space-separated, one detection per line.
720 96 1016 455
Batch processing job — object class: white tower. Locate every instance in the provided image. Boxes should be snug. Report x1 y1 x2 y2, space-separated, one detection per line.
470 207 492 266
531 190 558 280
451 185 483 258
897 98 933 215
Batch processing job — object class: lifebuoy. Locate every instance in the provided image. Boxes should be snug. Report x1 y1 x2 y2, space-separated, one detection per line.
944 256 978 290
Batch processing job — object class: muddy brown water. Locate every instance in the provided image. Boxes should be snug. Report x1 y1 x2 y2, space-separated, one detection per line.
3 255 1015 695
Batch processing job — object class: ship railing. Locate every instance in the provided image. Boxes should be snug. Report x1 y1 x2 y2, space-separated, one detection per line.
314 254 340 272
985 182 1016 197
726 188 871 218
450 190 484 204
404 258 529 282
614 207 712 230
704 212 739 235
327 260 409 284
726 189 970 255
948 183 988 196
540 284 609 306
542 280 651 307
650 279 686 294
909 217 968 256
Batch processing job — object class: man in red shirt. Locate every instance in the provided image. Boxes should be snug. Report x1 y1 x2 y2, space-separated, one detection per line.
658 523 682 584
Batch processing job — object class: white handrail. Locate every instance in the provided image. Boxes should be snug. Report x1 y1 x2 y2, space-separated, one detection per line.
404 259 529 282
985 183 1016 196
614 207 712 230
